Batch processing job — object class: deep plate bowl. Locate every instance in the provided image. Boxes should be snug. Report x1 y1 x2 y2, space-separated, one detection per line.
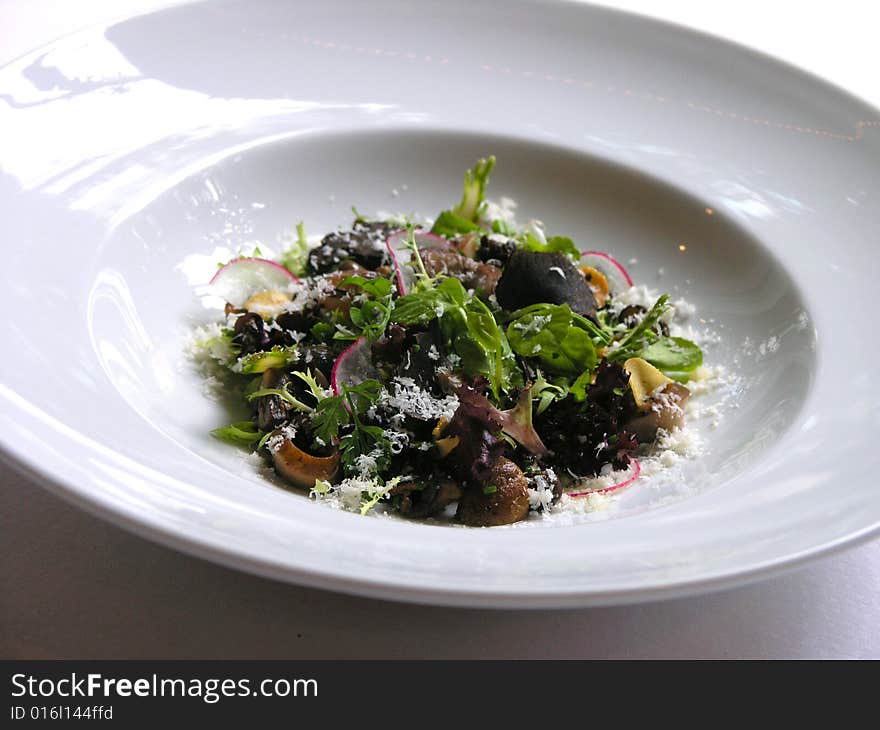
1 0 878 607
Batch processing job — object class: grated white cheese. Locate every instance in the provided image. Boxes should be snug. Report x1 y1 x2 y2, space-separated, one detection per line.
377 377 459 423
266 424 297 454
285 277 335 313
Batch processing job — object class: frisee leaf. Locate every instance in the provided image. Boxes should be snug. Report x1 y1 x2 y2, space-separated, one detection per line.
454 155 496 222
359 476 402 515
311 478 332 497
291 369 330 402
246 386 314 412
278 220 310 276
429 156 496 236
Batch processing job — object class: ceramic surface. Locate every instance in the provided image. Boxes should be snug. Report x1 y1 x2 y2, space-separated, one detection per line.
1 0 878 606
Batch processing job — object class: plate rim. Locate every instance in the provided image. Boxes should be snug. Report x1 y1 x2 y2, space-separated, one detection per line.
1 0 879 608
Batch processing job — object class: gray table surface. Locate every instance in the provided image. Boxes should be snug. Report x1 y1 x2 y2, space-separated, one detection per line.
2 0 878 659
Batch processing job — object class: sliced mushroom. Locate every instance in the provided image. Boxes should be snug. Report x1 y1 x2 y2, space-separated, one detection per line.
270 434 340 490
256 368 292 431
456 457 530 527
244 289 292 319
623 357 670 407
622 357 690 441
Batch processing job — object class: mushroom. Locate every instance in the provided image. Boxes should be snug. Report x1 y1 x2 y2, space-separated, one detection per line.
393 478 463 518
457 457 530 527
622 357 690 441
420 248 502 297
270 434 341 490
255 368 292 431
495 250 597 318
244 289 292 319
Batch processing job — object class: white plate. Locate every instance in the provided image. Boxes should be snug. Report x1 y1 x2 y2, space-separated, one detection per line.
1 0 878 608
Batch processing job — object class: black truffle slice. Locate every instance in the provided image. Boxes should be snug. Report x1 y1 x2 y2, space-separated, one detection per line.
494 250 596 318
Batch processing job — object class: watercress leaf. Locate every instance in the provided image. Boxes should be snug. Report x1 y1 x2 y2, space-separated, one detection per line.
310 322 334 342
639 336 703 373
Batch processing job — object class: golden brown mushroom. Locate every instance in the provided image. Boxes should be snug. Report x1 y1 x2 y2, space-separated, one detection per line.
623 357 690 441
270 434 340 491
457 457 530 527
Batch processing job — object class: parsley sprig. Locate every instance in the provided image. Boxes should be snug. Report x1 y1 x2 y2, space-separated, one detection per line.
311 379 391 475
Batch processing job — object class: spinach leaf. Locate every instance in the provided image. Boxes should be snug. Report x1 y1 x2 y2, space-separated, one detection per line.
506 303 597 375
639 336 703 375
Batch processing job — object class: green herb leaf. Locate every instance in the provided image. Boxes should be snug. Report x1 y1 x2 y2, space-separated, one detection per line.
234 345 298 374
337 275 395 341
210 421 265 447
569 370 592 401
491 219 516 236
530 370 568 414
639 336 703 376
311 478 332 497
607 295 671 363
291 369 330 402
278 220 310 276
246 386 314 412
338 380 391 477
522 234 580 261
359 476 401 515
506 303 597 375
430 210 484 237
453 155 496 222
312 396 350 443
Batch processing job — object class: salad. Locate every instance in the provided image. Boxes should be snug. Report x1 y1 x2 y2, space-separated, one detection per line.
194 157 706 526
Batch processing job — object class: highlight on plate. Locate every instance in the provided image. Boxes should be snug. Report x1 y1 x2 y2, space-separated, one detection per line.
189 156 721 526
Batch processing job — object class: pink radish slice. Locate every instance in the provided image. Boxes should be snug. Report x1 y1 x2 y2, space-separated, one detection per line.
567 458 641 497
209 257 300 306
385 229 451 295
331 336 379 396
580 250 633 293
